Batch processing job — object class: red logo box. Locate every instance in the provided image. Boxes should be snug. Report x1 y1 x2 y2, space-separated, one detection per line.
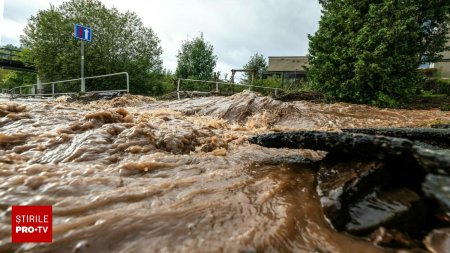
11 206 52 243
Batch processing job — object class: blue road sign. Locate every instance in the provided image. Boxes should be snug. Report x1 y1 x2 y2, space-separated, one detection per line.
74 24 92 42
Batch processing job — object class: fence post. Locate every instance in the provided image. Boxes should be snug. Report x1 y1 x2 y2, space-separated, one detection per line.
19 87 22 96
52 83 55 97
125 72 129 93
37 75 42 94
177 79 181 100
215 82 219 93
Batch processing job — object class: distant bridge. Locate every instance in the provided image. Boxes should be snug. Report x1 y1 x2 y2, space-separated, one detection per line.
0 48 36 72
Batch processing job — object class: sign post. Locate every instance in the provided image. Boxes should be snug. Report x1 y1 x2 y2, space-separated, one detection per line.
74 24 92 93
81 40 85 92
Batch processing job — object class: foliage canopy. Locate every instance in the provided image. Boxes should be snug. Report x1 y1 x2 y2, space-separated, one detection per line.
21 0 163 94
308 0 450 106
243 53 267 83
176 34 217 80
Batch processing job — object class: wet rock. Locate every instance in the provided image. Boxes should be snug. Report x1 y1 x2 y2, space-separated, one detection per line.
250 131 449 176
423 174 450 216
344 188 425 235
424 228 450 253
342 128 450 149
431 124 450 129
269 155 318 166
317 159 386 227
413 147 450 175
249 131 415 160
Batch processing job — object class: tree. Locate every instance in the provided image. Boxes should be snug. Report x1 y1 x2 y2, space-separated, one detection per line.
308 0 450 106
243 53 267 83
176 33 217 80
1 71 36 90
20 0 163 94
148 69 176 96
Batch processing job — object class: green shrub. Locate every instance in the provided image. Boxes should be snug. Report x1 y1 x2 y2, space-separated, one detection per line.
422 78 450 95
440 104 450 111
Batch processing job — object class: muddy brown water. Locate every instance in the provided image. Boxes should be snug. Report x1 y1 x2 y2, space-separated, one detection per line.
0 92 449 253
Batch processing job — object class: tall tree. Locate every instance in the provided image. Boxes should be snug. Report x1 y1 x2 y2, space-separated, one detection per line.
176 34 217 80
243 53 267 83
20 0 163 94
308 0 450 106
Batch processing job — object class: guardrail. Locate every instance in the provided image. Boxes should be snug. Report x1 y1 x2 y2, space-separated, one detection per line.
9 72 129 98
176 78 282 100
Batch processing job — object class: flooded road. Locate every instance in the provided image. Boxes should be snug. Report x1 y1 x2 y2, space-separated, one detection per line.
1 92 449 253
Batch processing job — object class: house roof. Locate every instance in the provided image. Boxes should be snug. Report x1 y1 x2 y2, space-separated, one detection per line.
267 56 309 72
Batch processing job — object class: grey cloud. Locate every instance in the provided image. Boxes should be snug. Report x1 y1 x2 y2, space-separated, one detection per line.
202 0 321 70
3 0 60 22
1 35 19 46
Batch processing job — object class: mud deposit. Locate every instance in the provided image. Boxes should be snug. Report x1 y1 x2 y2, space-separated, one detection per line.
0 92 449 253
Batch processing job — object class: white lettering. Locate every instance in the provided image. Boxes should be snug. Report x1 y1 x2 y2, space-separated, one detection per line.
15 226 50 233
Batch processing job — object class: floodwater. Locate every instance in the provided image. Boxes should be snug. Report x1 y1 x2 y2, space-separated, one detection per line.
0 91 449 253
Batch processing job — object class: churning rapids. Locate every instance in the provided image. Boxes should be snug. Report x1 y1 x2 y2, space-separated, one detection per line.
0 91 449 253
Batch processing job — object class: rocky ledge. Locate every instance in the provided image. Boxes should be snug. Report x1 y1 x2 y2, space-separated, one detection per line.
250 129 450 252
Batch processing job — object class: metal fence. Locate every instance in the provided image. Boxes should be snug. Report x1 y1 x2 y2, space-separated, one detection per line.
9 72 129 99
176 78 283 100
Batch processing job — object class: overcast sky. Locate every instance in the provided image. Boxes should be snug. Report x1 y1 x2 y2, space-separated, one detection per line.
0 0 322 76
